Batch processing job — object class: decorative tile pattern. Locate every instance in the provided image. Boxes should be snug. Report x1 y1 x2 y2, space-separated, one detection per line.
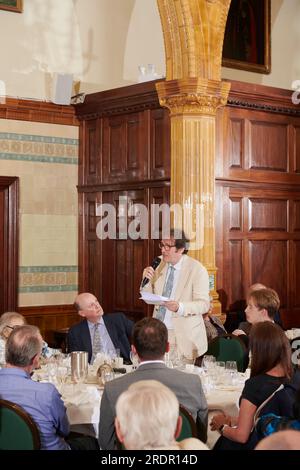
19 266 78 293
0 133 78 165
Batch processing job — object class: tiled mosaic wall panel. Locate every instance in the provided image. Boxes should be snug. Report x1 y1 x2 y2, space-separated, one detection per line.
0 119 78 306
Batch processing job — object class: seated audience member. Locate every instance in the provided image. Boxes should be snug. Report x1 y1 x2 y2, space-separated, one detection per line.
115 380 209 450
230 284 282 336
255 430 300 450
0 312 27 365
99 317 208 450
0 311 56 363
67 292 133 364
232 288 281 348
203 299 227 343
0 325 98 450
210 322 292 450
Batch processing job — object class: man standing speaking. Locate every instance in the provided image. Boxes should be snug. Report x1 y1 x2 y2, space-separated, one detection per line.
141 228 210 362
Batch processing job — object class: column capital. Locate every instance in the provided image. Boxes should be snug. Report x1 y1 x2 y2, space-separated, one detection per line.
156 78 230 116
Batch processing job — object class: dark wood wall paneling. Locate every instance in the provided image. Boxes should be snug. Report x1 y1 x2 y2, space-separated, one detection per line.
19 305 78 347
0 99 78 339
216 82 300 328
77 79 300 328
0 177 18 313
76 82 170 321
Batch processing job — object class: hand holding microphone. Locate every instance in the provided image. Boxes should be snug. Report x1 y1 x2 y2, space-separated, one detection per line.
141 257 161 288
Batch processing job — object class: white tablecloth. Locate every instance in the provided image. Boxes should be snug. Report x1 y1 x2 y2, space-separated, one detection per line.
57 368 244 448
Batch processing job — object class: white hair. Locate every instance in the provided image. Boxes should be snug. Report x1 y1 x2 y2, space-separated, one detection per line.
116 380 179 450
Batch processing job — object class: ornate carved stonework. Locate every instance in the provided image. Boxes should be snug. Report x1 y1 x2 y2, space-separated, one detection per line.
157 0 231 81
156 78 230 116
156 0 232 313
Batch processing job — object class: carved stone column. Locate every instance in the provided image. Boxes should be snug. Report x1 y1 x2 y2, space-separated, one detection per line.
156 0 231 312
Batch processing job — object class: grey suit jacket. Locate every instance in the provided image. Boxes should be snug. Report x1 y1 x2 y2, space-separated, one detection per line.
98 362 208 450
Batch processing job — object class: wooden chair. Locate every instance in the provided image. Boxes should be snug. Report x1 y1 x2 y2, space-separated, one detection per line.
177 404 197 440
207 334 247 372
115 403 197 449
0 399 41 450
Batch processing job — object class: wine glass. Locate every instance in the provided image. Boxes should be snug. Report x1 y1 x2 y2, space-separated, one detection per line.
130 351 139 370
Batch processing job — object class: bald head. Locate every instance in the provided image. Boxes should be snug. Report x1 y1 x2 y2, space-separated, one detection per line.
255 430 300 450
6 325 43 368
74 293 103 323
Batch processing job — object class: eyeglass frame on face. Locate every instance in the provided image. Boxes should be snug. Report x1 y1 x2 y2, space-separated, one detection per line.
5 325 18 331
159 242 177 251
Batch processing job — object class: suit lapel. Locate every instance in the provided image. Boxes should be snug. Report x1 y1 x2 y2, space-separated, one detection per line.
174 255 190 301
153 262 168 294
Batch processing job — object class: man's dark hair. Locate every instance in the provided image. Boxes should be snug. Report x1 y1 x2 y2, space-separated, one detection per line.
6 325 42 367
132 318 168 360
170 228 189 254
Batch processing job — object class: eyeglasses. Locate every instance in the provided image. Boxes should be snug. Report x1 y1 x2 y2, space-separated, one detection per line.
159 242 176 251
5 325 17 330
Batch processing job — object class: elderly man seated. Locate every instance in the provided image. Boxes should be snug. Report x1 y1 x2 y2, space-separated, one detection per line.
0 325 98 450
115 380 209 450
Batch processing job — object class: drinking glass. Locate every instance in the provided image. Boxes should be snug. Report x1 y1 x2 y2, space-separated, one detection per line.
101 370 115 384
202 355 216 371
130 351 139 370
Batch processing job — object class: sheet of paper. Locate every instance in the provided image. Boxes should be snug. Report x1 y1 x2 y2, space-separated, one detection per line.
140 291 169 305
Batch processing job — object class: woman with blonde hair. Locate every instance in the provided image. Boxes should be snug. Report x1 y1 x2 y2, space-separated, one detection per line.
210 322 292 450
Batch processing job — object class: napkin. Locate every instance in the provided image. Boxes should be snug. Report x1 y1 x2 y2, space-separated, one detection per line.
60 384 101 406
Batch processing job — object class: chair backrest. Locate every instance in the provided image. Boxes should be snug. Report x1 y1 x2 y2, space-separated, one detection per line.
0 399 41 450
207 334 247 372
177 404 197 441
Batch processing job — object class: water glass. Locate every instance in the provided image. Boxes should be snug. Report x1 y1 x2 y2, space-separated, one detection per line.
130 351 139 370
71 351 88 384
101 370 115 384
202 355 216 371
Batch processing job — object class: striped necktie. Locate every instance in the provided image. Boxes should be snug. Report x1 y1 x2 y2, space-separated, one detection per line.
156 265 175 322
92 323 102 362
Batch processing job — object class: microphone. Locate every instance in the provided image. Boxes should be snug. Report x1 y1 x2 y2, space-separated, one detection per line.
141 257 161 288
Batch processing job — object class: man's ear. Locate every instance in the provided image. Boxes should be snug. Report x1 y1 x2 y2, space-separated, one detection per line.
174 416 182 440
78 310 86 318
261 309 269 320
115 417 124 444
31 353 40 368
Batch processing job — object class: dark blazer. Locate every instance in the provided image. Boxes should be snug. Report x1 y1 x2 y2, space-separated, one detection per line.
67 313 133 363
98 362 208 450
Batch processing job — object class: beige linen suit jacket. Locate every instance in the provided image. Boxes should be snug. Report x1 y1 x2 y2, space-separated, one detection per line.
143 254 210 359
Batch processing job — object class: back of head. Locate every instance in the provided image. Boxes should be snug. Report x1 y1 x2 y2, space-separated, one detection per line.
133 317 168 360
249 288 280 320
249 322 292 379
116 380 179 449
255 430 300 450
0 312 26 336
6 325 43 367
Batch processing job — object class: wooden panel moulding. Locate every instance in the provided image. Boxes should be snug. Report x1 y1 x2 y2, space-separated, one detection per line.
0 176 18 314
75 81 162 120
0 98 78 126
249 240 288 306
249 121 288 172
19 304 78 346
249 198 288 232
